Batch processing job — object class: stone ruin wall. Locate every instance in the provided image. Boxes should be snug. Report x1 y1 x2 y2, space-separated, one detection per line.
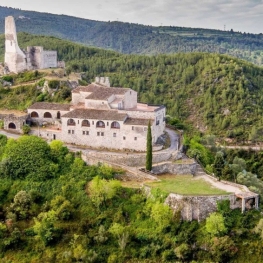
165 193 240 221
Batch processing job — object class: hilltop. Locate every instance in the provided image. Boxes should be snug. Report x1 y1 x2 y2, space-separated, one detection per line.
0 6 263 65
1 33 263 144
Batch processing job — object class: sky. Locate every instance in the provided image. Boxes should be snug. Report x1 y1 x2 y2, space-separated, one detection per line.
1 0 263 34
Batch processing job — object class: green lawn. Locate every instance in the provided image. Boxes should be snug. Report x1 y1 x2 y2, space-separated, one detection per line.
146 175 229 195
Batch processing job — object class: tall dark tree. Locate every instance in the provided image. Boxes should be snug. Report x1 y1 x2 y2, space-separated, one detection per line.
146 121 152 171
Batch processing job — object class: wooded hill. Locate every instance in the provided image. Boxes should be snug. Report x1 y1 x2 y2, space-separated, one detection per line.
1 33 263 143
1 6 263 65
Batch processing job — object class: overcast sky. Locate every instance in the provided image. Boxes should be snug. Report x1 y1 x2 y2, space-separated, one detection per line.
1 0 263 34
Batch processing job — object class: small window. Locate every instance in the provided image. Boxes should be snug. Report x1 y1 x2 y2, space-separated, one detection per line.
144 127 147 131
107 122 109 126
134 137 137 141
101 132 104 136
132 126 134 130
92 121 94 125
83 131 85 135
68 130 71 134
102 102 104 104
86 131 89 135
78 120 79 124
72 130 74 134
123 136 126 140
113 133 116 137
97 132 100 136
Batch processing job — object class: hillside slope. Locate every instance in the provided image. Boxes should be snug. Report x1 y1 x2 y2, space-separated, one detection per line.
1 33 263 142
1 6 263 65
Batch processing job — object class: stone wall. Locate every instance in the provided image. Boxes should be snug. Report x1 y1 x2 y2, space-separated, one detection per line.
152 162 197 175
165 193 240 221
3 114 28 133
83 150 173 167
43 51 57 68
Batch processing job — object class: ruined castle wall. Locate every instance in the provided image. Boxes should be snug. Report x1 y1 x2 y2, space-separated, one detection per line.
27 46 43 69
5 16 27 73
43 51 57 68
165 193 239 221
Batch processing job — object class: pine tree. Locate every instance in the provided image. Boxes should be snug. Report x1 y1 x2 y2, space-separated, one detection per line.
146 121 152 171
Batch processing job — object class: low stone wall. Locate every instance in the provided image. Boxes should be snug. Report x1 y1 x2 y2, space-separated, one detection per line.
152 162 196 175
83 151 174 167
165 193 240 221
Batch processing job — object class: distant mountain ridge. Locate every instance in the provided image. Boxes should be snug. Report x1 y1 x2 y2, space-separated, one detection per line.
1 6 263 65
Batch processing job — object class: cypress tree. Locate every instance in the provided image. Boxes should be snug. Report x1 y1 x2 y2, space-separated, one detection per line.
146 120 152 171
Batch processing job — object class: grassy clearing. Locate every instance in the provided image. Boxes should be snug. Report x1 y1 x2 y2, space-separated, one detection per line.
146 175 229 195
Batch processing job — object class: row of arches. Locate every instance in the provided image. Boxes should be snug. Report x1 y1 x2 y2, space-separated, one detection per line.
67 119 120 129
31 111 61 119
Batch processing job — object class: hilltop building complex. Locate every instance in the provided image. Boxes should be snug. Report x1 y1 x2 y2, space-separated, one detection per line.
3 77 165 151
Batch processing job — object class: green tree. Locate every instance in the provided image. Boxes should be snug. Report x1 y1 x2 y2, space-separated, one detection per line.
22 124 31 135
205 212 227 237
109 223 129 251
88 176 121 208
33 210 58 246
146 121 152 171
2 136 56 180
213 151 225 179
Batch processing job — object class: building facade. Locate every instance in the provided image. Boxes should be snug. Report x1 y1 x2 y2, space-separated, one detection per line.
27 78 166 151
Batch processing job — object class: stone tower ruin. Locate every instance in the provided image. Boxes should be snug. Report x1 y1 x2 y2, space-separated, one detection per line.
4 16 59 74
4 16 29 73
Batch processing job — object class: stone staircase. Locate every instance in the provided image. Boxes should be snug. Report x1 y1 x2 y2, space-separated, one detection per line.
194 163 209 177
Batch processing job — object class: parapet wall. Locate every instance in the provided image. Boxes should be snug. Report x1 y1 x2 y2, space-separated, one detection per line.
83 151 173 167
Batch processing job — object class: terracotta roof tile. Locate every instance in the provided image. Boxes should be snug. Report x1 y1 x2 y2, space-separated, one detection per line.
28 102 71 111
72 84 130 100
62 109 127 121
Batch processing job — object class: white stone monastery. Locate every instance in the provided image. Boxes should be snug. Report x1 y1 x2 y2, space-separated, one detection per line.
27 77 166 151
2 16 166 151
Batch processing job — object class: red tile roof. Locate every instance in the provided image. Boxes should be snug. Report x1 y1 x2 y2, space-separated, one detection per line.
62 108 127 121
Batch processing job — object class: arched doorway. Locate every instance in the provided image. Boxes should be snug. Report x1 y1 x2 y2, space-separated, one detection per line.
8 123 16 129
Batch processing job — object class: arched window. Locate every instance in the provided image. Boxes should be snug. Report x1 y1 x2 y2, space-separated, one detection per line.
82 120 90 127
67 119 76 126
57 111 61 119
31 111 39 118
96 121 105 128
44 112 52 118
111 121 120 129
8 123 16 129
